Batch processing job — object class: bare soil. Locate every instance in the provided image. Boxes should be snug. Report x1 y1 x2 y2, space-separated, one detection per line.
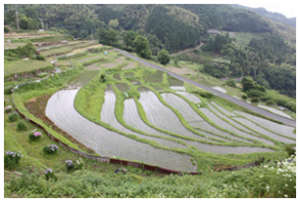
25 95 95 153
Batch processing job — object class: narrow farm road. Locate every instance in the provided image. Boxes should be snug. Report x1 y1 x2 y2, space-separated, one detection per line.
170 43 203 56
115 48 296 127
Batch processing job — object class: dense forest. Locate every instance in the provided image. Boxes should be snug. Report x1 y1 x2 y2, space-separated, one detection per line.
4 4 296 97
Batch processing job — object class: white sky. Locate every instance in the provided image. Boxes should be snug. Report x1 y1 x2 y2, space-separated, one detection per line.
238 3 296 18
3 0 298 19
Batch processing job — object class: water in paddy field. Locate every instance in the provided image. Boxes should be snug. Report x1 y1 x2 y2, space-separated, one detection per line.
45 89 196 172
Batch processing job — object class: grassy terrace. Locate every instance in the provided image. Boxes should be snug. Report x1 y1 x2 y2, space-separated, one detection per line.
4 42 295 197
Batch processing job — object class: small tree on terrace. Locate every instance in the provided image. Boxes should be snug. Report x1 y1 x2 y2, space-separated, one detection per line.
97 28 118 46
157 49 170 65
133 35 152 59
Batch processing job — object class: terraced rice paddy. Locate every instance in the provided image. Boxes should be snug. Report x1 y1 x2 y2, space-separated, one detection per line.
31 44 295 172
168 77 185 91
138 88 273 153
115 83 130 93
144 70 163 83
101 85 186 149
176 91 201 103
199 106 275 145
46 89 196 172
234 111 295 138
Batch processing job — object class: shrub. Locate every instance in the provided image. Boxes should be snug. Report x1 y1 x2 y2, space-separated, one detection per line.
4 86 14 95
5 105 12 113
43 144 59 155
193 90 214 99
45 168 57 181
28 130 42 141
265 100 275 106
65 160 75 170
261 155 296 198
242 94 248 99
226 78 236 88
75 158 84 170
17 121 28 131
4 26 9 33
35 55 46 61
65 158 84 171
251 97 259 103
4 151 23 169
8 112 18 122
246 89 264 98
157 49 170 65
285 145 296 156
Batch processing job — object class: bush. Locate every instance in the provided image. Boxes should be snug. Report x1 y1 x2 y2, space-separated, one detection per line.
17 121 28 131
4 86 14 95
157 49 170 65
8 112 18 122
226 78 236 88
5 105 12 113
192 90 214 99
45 168 57 181
4 151 23 169
43 144 59 155
265 100 275 106
28 131 42 141
74 158 84 170
35 55 46 61
4 26 9 33
285 145 296 156
251 97 259 103
246 89 265 98
65 160 75 170
242 94 248 99
65 158 84 171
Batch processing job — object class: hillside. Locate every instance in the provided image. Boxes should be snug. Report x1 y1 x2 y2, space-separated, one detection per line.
231 4 296 28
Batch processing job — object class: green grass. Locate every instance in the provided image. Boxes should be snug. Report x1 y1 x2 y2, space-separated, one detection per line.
4 60 51 76
229 32 266 48
68 70 99 86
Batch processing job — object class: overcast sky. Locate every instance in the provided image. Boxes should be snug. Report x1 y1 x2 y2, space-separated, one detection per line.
238 3 296 18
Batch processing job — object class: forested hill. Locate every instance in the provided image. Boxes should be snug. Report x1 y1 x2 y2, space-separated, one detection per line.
4 4 291 49
231 4 296 28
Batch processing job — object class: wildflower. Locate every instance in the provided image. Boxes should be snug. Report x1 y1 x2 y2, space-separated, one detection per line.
21 155 23 157
260 175 263 178
266 185 269 192
285 184 288 187
284 195 288 198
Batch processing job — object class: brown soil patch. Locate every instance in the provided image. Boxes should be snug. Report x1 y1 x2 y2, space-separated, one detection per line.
68 44 101 55
85 64 102 70
114 58 124 64
77 55 101 63
101 63 118 68
165 66 193 75
122 62 136 70
25 95 95 153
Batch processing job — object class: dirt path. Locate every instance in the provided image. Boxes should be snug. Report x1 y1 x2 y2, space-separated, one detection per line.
171 43 203 56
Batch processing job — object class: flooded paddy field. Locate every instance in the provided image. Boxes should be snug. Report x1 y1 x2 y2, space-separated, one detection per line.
46 89 196 172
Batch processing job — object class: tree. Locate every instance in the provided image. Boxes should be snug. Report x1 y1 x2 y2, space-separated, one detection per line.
225 78 236 88
108 19 119 28
241 76 255 92
133 35 152 59
123 30 138 48
97 28 118 46
157 49 170 65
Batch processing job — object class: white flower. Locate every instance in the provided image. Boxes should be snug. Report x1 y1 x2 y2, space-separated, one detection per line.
284 194 288 198
285 184 288 187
